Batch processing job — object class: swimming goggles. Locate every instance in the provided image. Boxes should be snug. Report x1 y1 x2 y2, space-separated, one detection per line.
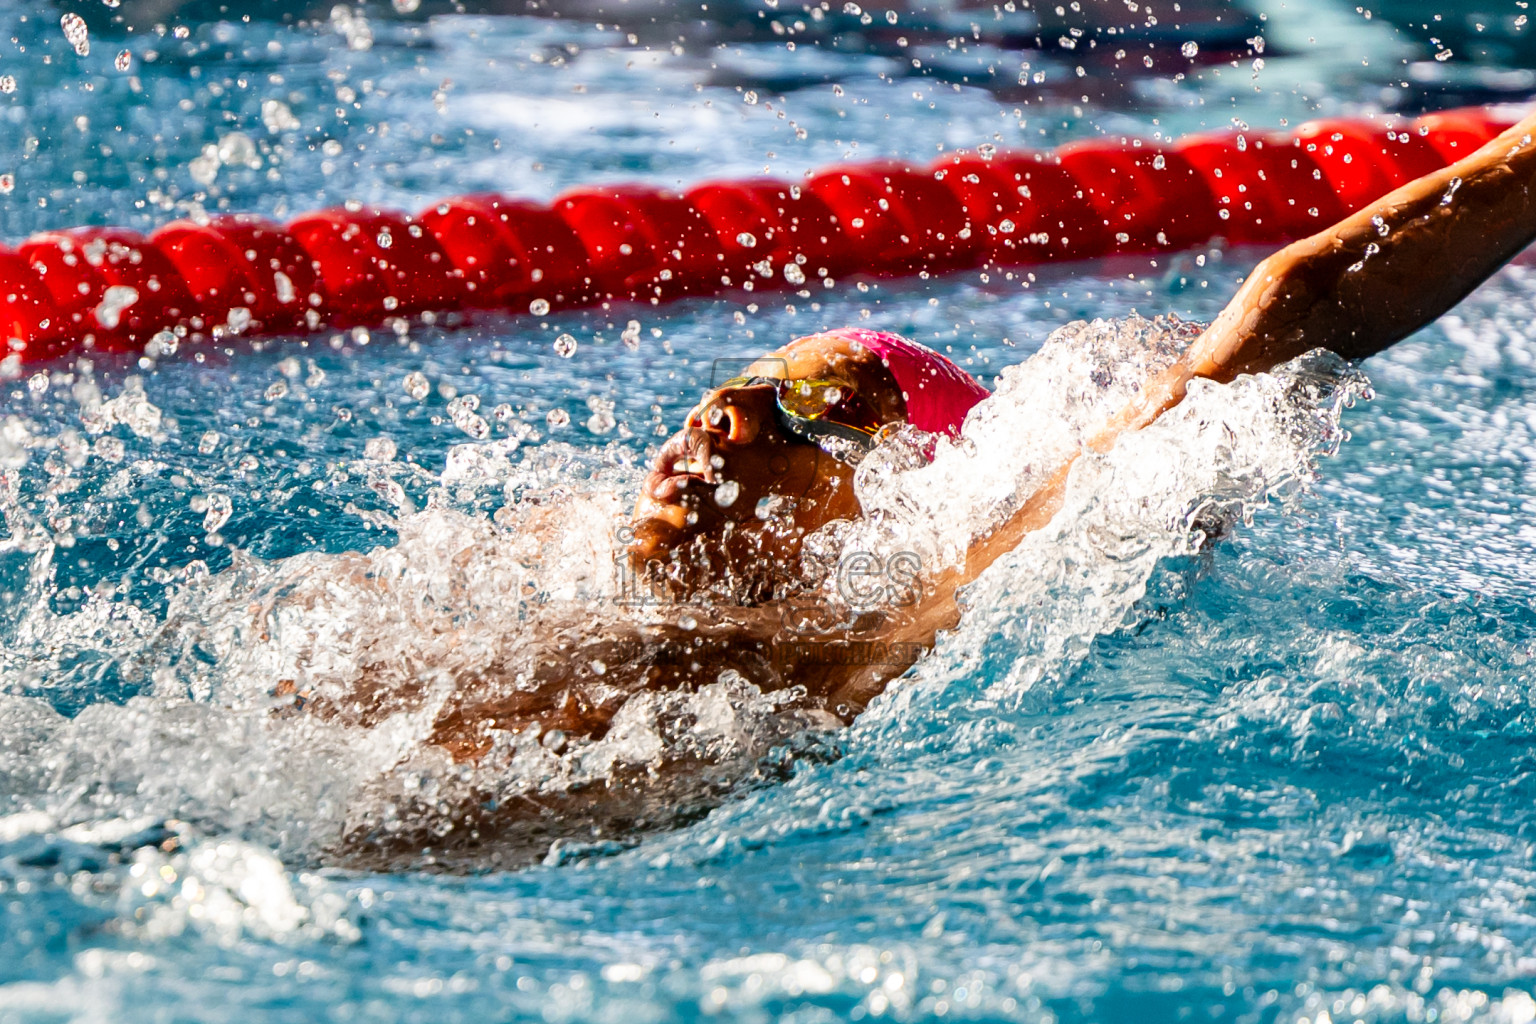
714 375 889 459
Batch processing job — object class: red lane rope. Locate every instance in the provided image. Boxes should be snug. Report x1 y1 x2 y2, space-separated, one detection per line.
0 106 1515 367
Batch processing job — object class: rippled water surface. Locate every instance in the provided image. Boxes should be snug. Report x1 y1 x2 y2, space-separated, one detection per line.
3 2 1536 1022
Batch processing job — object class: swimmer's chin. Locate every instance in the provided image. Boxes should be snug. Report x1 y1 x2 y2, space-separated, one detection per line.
627 498 690 563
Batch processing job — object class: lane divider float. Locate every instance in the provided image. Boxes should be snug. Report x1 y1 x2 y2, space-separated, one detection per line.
0 106 1513 367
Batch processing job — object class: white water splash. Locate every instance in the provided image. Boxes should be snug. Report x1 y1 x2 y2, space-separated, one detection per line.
0 317 1365 871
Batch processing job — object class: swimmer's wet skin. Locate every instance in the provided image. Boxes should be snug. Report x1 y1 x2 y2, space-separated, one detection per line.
341 108 1536 862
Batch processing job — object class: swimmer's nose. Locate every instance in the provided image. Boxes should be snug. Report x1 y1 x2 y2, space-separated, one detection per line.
689 392 762 445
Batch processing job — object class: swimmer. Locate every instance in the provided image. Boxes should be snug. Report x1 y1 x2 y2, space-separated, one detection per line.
326 109 1536 861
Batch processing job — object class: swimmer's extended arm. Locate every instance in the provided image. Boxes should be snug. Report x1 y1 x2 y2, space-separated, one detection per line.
881 109 1536 663
1112 107 1536 434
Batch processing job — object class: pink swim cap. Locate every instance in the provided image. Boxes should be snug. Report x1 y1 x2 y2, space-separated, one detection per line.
809 327 989 437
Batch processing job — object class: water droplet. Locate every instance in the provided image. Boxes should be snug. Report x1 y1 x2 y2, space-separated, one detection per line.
736 232 757 248
743 90 758 105
553 333 578 358
364 436 397 461
621 320 642 350
94 436 125 463
60 13 89 56
94 286 139 329
376 229 393 249
1435 49 1453 61
0 76 16 94
203 493 233 535
1142 55 1154 68
146 330 177 358
261 99 301 134
529 298 551 316
265 381 289 401
272 271 296 304
0 175 13 195
403 372 430 400
449 396 489 439
1152 154 1166 170
546 408 570 429
114 49 130 72
198 430 221 454
1181 40 1199 58
217 131 257 169
784 263 806 286
714 480 741 507
977 142 997 160
585 395 616 434
393 0 421 10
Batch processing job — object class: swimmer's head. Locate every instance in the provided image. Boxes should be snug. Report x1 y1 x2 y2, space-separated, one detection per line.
628 328 988 598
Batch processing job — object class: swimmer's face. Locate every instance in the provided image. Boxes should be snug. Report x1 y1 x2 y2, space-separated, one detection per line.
629 333 906 597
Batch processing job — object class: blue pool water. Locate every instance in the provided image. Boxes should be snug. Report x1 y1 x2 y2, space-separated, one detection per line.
4 2 1536 1022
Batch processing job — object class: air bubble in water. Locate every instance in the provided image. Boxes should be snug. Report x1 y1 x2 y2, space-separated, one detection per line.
95 286 139 329
403 372 430 400
61 14 89 56
265 381 288 401
736 232 757 248
1152 154 1166 170
784 263 806 286
621 320 642 350
198 430 221 454
529 298 551 316
0 174 13 194
393 0 422 10
227 307 252 335
714 480 741 507
203 493 233 535
546 408 570 429
273 271 296 305
376 230 393 249
1181 40 1199 58
115 50 130 71
553 333 578 358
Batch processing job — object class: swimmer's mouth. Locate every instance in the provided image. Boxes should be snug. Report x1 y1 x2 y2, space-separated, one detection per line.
644 433 717 504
